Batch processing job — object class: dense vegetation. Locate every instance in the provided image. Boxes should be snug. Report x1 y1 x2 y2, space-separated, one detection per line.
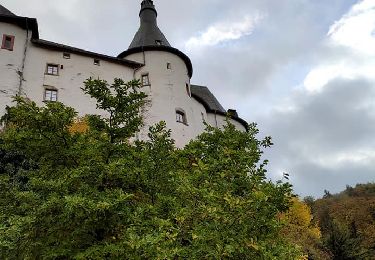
0 79 303 259
309 183 375 260
0 77 373 259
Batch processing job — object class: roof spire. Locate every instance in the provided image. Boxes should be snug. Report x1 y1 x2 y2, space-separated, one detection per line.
128 0 171 49
140 0 157 17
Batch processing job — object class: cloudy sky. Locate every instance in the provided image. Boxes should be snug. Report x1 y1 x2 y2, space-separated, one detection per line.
2 0 374 197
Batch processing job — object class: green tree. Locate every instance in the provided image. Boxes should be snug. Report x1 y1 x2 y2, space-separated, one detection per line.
0 78 302 259
323 218 368 260
312 185 375 259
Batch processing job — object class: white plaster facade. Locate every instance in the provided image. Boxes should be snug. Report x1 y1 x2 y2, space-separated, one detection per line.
0 22 29 116
0 2 247 147
23 45 135 117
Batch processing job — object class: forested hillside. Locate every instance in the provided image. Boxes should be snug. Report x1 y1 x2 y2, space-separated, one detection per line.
308 183 375 259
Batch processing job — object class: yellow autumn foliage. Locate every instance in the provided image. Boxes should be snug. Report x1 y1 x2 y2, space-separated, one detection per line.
281 197 321 239
280 197 329 259
69 117 89 133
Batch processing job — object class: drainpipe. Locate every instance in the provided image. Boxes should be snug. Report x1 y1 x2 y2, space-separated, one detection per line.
131 48 146 141
214 110 218 127
142 48 146 65
18 17 30 96
133 65 142 80
132 47 145 80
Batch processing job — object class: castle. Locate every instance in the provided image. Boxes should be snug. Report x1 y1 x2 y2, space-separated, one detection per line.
0 1 247 147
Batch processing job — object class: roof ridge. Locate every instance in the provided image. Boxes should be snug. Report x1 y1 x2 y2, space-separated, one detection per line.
0 4 16 16
190 85 226 113
32 39 143 68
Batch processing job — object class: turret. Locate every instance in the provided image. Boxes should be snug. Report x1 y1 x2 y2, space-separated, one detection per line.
129 0 171 49
118 0 193 78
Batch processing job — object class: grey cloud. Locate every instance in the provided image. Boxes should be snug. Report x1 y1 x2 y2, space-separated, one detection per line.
1 0 140 55
260 78 375 197
1 0 370 197
182 0 356 111
290 161 375 198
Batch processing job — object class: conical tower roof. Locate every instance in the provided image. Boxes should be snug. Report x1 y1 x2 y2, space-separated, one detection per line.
128 0 171 49
0 4 16 16
118 0 193 78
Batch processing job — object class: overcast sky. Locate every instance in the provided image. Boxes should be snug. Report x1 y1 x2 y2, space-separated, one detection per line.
2 0 374 198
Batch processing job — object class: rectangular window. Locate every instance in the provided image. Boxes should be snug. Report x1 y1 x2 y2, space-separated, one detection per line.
176 109 187 125
46 64 59 75
167 63 171 69
44 89 58 102
176 112 184 123
1 35 15 51
94 59 100 66
63 53 71 59
142 74 150 86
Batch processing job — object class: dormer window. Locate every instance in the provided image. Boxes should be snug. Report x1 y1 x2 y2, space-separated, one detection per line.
155 40 162 45
1 35 15 51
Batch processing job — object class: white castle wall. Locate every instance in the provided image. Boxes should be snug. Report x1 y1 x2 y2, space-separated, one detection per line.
1 22 246 147
125 51 246 147
22 46 135 117
126 51 206 146
206 113 246 131
0 23 30 116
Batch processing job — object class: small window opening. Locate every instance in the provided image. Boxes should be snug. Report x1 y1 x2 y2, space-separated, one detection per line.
176 109 187 125
1 35 15 51
155 40 162 45
167 63 171 69
94 59 100 66
46 64 59 75
142 74 150 86
186 83 191 97
44 88 58 102
63 53 71 59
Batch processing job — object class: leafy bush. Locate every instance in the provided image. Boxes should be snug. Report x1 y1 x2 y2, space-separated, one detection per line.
0 79 301 259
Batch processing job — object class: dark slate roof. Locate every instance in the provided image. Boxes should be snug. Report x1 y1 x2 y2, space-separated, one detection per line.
32 39 143 68
121 1 193 78
128 0 171 49
190 85 226 113
129 25 170 49
0 5 39 39
0 4 16 16
118 45 193 78
191 84 248 130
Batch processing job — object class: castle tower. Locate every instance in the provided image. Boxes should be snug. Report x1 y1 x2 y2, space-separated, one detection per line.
118 0 200 147
0 2 247 146
118 0 192 77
